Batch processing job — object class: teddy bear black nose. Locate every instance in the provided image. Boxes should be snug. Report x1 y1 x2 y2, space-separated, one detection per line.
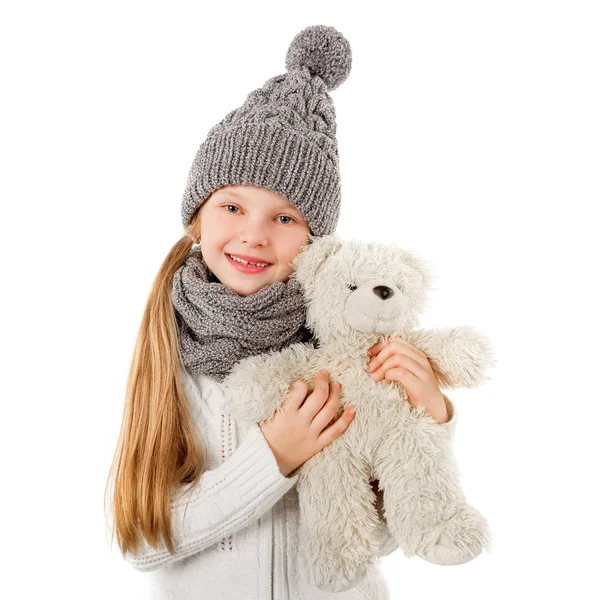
372 285 394 300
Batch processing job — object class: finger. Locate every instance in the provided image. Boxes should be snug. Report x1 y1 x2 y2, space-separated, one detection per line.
316 402 355 449
384 368 429 407
366 344 400 372
367 340 387 357
388 337 429 363
285 379 308 410
368 340 428 373
384 367 420 393
370 354 425 382
311 380 342 431
367 342 411 373
302 370 330 417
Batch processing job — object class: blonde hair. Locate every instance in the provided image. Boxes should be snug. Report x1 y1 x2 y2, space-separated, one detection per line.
104 210 204 557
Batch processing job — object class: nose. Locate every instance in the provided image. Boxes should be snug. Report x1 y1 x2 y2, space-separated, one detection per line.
239 225 267 246
372 285 394 300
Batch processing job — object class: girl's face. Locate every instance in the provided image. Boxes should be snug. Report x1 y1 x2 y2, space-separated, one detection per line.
198 184 311 297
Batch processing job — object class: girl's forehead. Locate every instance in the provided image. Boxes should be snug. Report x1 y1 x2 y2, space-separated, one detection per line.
213 185 294 206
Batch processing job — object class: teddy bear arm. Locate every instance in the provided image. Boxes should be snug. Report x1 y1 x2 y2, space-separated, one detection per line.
406 326 495 390
223 343 315 423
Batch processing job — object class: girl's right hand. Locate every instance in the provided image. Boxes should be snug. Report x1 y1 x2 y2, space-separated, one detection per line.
259 370 356 477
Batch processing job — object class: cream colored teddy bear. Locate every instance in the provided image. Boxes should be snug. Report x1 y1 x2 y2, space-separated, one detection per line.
223 234 495 592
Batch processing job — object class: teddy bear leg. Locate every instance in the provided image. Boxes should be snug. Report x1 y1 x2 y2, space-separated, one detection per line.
295 445 381 593
374 427 491 565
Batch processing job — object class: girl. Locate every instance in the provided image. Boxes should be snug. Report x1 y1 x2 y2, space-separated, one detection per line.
106 25 456 599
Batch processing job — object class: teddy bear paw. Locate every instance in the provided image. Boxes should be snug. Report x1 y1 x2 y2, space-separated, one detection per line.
415 505 491 566
417 539 483 565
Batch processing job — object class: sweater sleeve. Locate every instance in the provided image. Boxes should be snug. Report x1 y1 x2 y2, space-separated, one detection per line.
123 422 299 572
375 393 457 558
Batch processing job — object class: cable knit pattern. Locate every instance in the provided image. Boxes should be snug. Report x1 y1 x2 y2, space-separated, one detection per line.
180 25 352 236
120 367 435 599
213 68 339 163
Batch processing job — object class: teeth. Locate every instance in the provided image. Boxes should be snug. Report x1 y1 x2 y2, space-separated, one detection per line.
229 254 270 267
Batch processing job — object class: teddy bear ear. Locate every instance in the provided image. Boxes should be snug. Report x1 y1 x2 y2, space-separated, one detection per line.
291 233 343 285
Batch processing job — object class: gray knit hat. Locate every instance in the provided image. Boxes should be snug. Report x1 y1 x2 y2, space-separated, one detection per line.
180 24 352 237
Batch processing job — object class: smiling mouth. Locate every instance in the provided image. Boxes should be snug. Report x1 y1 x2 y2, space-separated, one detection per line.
226 254 273 267
225 253 274 273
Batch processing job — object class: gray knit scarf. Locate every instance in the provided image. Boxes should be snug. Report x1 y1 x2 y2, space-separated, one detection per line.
171 246 314 382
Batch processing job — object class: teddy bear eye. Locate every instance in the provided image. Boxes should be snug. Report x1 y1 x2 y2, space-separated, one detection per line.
346 284 358 292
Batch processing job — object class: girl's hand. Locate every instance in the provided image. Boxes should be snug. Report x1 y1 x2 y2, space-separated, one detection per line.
259 370 356 477
366 336 449 424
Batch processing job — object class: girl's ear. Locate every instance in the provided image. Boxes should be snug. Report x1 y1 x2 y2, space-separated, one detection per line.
185 208 202 243
291 233 343 285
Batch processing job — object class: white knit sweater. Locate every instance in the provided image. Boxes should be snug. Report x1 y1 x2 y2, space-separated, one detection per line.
123 367 457 599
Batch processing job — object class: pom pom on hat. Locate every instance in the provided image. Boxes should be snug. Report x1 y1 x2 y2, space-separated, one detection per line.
285 25 352 91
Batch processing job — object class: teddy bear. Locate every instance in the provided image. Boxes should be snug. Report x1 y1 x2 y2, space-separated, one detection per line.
223 233 495 593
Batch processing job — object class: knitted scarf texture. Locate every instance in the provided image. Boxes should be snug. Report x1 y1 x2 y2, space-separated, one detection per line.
171 246 313 382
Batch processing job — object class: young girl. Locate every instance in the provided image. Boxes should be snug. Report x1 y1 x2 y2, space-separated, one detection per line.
106 25 456 600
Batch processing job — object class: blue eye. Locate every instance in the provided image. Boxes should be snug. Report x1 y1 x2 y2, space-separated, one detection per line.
225 205 239 213
278 215 294 225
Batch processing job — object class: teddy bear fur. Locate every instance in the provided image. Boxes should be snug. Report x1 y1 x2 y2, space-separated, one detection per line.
223 233 495 592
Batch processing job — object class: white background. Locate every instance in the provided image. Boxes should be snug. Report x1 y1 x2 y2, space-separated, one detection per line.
2 1 599 598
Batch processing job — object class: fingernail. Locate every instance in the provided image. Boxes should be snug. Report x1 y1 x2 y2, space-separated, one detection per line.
349 407 356 414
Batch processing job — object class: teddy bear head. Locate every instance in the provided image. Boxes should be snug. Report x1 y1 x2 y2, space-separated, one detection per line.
290 234 435 345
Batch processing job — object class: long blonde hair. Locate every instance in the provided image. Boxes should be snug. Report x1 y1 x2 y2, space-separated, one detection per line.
104 210 205 557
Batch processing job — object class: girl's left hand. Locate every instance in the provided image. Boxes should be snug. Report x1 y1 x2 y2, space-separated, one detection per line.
366 336 448 424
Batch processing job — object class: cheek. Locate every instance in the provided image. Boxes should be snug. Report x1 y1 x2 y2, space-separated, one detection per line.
279 231 310 263
276 262 294 279
200 208 231 235
197 233 226 268
200 217 229 248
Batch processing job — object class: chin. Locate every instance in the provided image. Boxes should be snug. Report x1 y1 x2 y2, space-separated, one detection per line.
234 284 266 297
216 264 288 296
222 277 268 296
